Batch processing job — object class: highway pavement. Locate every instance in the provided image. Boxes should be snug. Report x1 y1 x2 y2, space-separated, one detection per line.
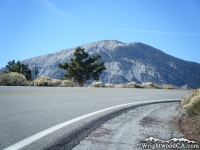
0 86 190 149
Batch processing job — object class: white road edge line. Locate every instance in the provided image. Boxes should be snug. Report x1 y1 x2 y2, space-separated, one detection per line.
4 98 180 150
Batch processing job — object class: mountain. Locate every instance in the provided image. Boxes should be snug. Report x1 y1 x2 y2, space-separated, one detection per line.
1 40 200 88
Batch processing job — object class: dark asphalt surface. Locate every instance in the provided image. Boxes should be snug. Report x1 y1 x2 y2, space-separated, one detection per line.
0 86 190 149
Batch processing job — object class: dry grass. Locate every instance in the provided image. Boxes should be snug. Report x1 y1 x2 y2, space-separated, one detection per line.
174 114 200 143
0 72 28 86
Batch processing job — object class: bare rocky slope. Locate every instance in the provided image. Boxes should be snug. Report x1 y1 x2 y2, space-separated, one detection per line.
1 40 200 88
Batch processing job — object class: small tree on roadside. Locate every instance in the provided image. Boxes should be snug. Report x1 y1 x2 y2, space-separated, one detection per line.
58 47 106 86
6 60 38 80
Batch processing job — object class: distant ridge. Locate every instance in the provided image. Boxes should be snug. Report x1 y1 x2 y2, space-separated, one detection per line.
1 40 200 88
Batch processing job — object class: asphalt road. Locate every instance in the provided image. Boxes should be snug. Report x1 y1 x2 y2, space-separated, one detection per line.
0 86 190 149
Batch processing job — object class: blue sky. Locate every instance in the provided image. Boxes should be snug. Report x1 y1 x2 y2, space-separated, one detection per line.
0 0 200 68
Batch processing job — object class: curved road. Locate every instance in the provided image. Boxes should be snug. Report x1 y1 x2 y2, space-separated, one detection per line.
0 86 189 149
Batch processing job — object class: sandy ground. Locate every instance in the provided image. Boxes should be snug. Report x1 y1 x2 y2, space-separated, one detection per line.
72 102 185 150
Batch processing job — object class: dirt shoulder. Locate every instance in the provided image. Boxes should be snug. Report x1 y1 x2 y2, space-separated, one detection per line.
174 112 200 143
72 102 189 150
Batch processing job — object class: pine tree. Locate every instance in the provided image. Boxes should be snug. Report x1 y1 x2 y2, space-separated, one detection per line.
6 60 38 80
58 47 106 86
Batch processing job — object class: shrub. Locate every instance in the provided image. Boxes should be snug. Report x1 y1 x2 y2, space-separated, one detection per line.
0 73 7 86
183 95 200 116
52 79 62 86
181 89 200 107
181 88 200 116
89 82 105 87
164 84 175 89
105 83 114 88
33 77 73 87
34 76 52 86
114 84 126 88
61 80 76 87
141 82 156 88
153 84 163 89
126 82 143 88
0 72 28 86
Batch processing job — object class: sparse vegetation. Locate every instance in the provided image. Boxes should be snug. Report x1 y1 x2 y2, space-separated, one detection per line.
88 81 181 89
0 69 186 89
0 72 29 86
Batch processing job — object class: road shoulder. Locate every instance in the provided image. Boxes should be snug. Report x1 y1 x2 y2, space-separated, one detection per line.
72 102 185 150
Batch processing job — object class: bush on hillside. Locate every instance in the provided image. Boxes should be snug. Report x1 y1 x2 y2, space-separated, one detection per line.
0 72 28 86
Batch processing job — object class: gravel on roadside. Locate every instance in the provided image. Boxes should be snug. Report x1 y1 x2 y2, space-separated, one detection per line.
72 102 185 150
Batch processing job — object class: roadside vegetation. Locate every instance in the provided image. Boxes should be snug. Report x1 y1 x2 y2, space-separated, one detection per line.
174 88 200 143
0 72 29 86
181 88 200 116
88 81 181 89
0 71 186 89
32 76 76 87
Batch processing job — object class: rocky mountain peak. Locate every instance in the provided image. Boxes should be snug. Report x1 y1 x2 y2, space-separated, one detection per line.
81 40 135 53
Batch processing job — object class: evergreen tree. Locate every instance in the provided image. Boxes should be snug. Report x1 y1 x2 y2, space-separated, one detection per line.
58 47 106 86
6 60 38 80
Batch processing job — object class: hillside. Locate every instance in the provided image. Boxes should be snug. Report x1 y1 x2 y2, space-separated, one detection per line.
1 40 200 88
